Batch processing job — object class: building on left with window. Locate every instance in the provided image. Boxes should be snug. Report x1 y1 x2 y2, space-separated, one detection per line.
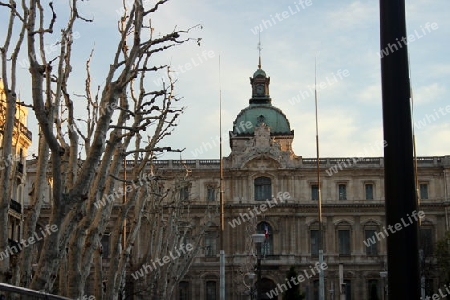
0 79 33 264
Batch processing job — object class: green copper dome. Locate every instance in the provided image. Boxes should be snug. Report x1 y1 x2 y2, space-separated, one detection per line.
232 105 292 135
231 64 292 136
253 68 267 78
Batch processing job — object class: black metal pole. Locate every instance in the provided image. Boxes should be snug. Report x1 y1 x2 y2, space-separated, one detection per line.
379 0 420 299
256 257 261 300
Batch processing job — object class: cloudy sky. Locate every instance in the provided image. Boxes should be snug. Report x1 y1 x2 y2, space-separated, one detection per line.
2 0 449 160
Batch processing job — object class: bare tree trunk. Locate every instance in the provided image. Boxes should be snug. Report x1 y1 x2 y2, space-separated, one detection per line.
0 0 27 282
92 235 103 300
20 133 49 287
0 83 16 282
58 252 69 298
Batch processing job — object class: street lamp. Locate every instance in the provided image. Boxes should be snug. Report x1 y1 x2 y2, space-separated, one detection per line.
379 271 388 300
252 233 266 300
330 281 335 300
251 233 266 244
247 272 256 300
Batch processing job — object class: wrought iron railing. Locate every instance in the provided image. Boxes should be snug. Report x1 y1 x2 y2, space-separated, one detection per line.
9 199 21 213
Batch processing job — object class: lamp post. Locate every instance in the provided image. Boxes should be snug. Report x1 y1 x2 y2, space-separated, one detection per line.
330 281 335 300
380 271 388 300
252 233 266 300
247 272 256 300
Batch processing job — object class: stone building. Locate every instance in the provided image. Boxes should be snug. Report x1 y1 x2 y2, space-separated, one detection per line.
0 79 33 262
21 62 450 300
164 63 450 300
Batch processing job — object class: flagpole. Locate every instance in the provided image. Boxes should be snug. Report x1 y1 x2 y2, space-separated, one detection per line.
315 57 325 300
219 55 226 300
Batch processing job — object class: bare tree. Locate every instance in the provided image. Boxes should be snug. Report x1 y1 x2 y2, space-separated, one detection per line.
233 214 259 299
126 172 217 299
0 0 204 298
0 0 28 283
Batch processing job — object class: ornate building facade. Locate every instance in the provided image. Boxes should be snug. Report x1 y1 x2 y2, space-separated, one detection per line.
21 63 450 299
164 63 450 300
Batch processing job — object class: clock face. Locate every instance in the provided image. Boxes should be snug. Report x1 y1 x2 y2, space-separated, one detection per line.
256 85 264 95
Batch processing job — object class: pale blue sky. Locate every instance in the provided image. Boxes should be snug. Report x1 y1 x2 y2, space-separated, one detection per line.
1 0 449 160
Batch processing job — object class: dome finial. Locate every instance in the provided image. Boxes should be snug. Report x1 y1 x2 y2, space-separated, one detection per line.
257 30 262 69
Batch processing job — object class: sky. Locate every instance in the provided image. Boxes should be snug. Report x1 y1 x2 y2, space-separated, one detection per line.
1 0 449 160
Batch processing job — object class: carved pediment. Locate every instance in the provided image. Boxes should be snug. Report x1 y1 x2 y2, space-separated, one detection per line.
244 157 281 170
226 122 301 169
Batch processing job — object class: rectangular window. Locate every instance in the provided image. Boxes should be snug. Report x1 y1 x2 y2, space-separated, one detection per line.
154 183 164 200
311 230 319 255
313 280 319 300
206 281 217 300
365 184 374 200
101 234 110 258
364 230 378 255
420 183 429 200
367 279 380 300
420 228 433 257
344 279 352 300
179 232 191 256
311 184 319 201
254 177 272 201
207 186 216 201
425 279 434 297
338 184 347 200
179 281 190 300
338 230 351 255
7 218 14 240
180 186 189 201
205 232 217 257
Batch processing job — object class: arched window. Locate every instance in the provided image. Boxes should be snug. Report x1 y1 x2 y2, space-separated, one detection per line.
258 278 277 299
256 221 273 255
254 177 272 201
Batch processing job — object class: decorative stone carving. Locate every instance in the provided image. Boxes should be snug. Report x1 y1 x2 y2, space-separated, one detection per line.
226 115 302 170
254 123 271 148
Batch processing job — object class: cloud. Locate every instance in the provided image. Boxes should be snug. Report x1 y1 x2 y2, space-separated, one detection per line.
415 123 450 156
427 64 450 77
356 84 381 105
2 0 449 161
326 1 378 30
414 83 446 105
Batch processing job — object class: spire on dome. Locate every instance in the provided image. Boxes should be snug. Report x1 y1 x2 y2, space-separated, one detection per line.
250 30 269 100
257 30 262 69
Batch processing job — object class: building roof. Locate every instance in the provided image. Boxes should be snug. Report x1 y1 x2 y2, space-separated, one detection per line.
232 66 292 136
253 68 267 78
232 104 292 135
